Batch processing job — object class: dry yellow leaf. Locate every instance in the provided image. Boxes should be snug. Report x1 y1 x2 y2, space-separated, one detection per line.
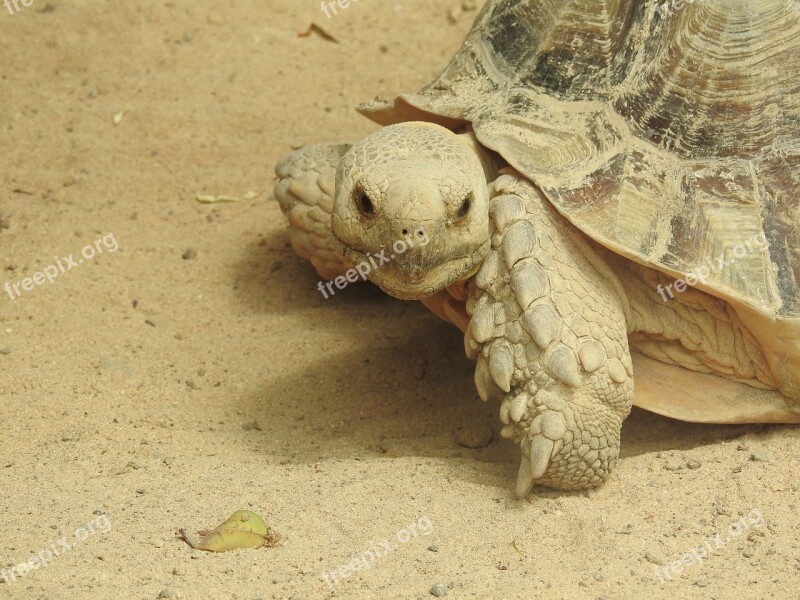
180 510 280 552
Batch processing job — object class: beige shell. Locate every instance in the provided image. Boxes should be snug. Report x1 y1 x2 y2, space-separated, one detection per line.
361 0 800 414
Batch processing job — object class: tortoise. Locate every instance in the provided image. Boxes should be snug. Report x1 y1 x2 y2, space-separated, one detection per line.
273 0 800 496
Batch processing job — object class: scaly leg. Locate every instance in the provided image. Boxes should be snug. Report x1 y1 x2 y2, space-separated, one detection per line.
466 172 634 495
274 144 351 280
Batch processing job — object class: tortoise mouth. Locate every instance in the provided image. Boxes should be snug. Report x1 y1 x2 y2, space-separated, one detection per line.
342 242 488 300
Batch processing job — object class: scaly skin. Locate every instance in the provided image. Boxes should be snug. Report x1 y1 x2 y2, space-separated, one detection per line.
467 173 633 494
274 144 351 281
273 122 786 495
273 126 634 494
330 123 491 300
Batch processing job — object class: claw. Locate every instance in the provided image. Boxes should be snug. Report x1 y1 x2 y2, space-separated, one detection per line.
489 341 515 392
515 456 535 498
469 298 495 344
529 434 555 478
475 359 502 402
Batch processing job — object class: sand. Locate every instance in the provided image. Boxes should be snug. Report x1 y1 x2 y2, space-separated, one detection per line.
1 1 798 599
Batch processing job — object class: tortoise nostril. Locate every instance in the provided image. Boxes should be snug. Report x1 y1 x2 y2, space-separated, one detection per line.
402 228 409 236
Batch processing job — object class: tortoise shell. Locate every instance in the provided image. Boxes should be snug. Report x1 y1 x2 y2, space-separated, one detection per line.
360 0 800 402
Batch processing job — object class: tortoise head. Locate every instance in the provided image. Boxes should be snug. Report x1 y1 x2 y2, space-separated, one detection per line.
331 121 491 300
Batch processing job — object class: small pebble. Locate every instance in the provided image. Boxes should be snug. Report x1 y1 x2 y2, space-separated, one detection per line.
186 379 198 390
664 462 683 471
447 6 463 22
714 500 731 516
687 459 701 469
455 423 493 449
430 583 448 597
750 450 772 462
182 248 198 260
0 347 12 355
428 544 439 552
270 260 283 272
695 579 710 588
157 590 174 599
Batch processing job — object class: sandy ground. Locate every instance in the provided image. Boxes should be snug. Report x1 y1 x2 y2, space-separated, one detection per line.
1 1 798 599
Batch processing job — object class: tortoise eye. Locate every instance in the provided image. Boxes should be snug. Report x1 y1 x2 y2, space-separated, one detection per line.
454 193 472 222
355 190 375 217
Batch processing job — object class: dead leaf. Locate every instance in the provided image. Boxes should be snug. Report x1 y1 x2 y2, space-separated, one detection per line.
298 23 338 43
179 510 280 552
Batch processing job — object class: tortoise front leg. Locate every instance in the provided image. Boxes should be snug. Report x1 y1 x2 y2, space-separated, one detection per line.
467 172 634 495
274 144 352 280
